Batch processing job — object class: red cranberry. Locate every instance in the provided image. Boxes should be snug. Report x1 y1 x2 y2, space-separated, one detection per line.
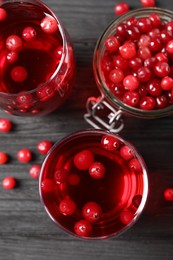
116 23 128 38
143 57 156 69
22 26 36 41
2 176 16 190
41 179 54 192
37 140 53 155
17 148 32 163
149 13 161 27
6 51 18 63
120 210 134 224
82 201 102 223
54 46 63 61
154 62 170 77
138 34 150 47
59 197 76 215
54 168 69 184
74 149 94 170
137 46 151 60
105 36 120 53
164 188 173 201
139 96 156 110
68 173 80 186
160 30 172 44
119 41 136 59
0 118 12 132
156 94 169 109
0 8 7 21
132 194 142 208
129 158 142 173
109 83 125 98
161 76 173 90
137 67 151 82
166 40 173 54
140 0 156 7
137 17 152 33
36 85 55 102
74 220 92 237
123 91 140 107
11 66 28 82
40 16 58 34
155 52 168 63
120 145 134 160
0 151 8 164
129 57 142 70
114 2 129 16
166 21 173 36
148 28 160 39
6 35 23 52
109 68 124 84
126 17 137 27
101 135 120 151
16 91 33 108
127 26 140 41
29 164 41 179
147 78 162 97
138 84 148 98
113 54 129 70
123 75 139 90
101 55 114 73
89 162 106 179
149 38 162 52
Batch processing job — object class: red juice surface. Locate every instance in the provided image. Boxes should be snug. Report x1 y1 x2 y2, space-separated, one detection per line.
40 130 148 239
0 1 75 116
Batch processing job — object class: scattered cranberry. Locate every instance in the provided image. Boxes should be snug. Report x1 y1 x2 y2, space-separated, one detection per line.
120 209 134 224
0 118 12 132
74 219 92 237
101 135 120 151
17 148 32 163
6 35 23 52
82 201 102 223
54 168 69 184
68 173 80 186
59 197 76 215
120 145 134 160
41 179 54 192
29 164 41 179
37 140 53 155
89 162 106 179
0 151 8 164
140 0 156 7
2 176 16 190
0 8 7 21
73 149 94 170
6 51 18 63
40 15 58 34
164 188 173 201
114 2 129 16
132 194 142 208
11 66 28 82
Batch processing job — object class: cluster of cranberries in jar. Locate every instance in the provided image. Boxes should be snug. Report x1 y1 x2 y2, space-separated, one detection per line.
101 12 173 110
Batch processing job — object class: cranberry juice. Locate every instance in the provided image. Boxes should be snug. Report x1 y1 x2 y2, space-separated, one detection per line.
39 130 148 239
0 1 75 116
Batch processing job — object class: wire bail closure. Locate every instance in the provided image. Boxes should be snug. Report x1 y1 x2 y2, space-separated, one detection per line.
84 96 124 133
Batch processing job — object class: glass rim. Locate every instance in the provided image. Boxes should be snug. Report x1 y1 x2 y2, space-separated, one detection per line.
39 129 149 240
0 0 68 97
93 7 173 119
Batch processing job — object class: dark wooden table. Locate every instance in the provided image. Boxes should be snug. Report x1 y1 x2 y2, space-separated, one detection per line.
0 0 173 259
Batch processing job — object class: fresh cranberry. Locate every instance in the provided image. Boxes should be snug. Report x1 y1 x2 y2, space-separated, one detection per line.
123 91 140 107
54 46 63 61
6 51 18 63
140 0 156 7
17 148 32 163
109 83 125 98
127 26 140 41
113 55 129 70
137 67 151 82
37 140 53 155
59 197 76 215
82 201 102 223
149 38 162 52
129 57 142 70
138 84 148 98
160 30 172 44
161 76 173 90
101 135 120 151
6 35 23 52
29 164 41 179
164 188 173 201
119 41 136 59
149 13 161 27
41 179 54 192
148 28 160 39
36 85 55 102
129 158 142 173
116 23 127 38
132 194 142 208
22 26 36 41
0 151 8 164
137 46 151 60
54 168 69 184
114 2 129 16
0 8 7 21
137 17 152 33
74 149 94 170
40 15 58 34
154 62 170 77
139 96 156 110
120 145 134 160
68 173 80 186
109 68 124 83
89 162 106 179
74 219 92 237
105 36 120 53
138 34 150 47
156 94 169 109
123 75 139 90
147 78 162 96
101 55 114 73
120 210 134 224
126 17 137 27
11 66 28 82
2 176 16 190
16 91 33 108
155 52 168 63
166 21 173 36
0 118 12 132
166 40 173 54
143 57 156 69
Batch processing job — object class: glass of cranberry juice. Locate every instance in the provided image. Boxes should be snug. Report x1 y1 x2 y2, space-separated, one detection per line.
0 0 75 116
39 130 148 239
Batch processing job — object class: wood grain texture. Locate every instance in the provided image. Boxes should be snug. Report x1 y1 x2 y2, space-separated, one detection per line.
0 0 173 259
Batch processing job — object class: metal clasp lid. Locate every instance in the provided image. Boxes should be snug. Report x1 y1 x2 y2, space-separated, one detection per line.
84 96 124 133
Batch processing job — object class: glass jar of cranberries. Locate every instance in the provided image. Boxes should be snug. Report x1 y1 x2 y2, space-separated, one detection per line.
85 8 173 132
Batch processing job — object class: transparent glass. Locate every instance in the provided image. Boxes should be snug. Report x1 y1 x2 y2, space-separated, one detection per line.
0 0 75 116
93 7 173 119
39 129 148 240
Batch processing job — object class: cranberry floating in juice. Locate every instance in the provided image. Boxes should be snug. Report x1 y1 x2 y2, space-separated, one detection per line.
0 0 75 116
39 130 148 239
